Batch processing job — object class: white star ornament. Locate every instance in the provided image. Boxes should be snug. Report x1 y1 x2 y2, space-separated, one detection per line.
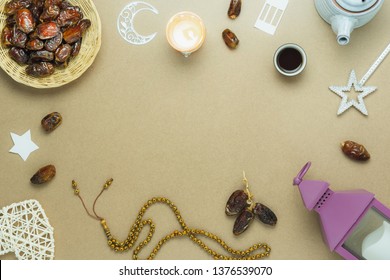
329 70 376 116
9 130 39 161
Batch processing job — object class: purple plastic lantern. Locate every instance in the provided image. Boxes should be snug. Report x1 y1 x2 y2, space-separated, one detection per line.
293 162 390 260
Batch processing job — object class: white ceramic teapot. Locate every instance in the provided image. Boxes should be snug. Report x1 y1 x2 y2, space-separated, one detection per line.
314 0 384 45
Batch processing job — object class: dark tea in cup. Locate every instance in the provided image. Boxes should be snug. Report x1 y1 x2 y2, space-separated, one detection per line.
274 44 307 76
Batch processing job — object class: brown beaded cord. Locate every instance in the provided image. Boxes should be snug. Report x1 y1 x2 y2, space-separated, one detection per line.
71 179 271 260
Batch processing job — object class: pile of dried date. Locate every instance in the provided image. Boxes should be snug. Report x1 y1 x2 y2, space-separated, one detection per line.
1 0 91 77
226 189 277 235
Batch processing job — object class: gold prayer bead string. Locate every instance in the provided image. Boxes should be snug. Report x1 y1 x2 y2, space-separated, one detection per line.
72 179 271 260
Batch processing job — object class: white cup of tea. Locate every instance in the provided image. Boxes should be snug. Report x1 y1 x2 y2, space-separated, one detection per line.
274 43 307 76
166 11 206 57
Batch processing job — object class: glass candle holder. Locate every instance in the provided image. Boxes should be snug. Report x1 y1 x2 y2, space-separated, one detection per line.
166 11 206 57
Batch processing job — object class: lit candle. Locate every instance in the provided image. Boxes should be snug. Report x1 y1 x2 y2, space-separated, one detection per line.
166 12 206 57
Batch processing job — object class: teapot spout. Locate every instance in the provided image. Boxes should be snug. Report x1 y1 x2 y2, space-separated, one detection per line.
331 15 357 46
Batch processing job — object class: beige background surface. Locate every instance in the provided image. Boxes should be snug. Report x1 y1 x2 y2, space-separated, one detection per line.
1 0 390 260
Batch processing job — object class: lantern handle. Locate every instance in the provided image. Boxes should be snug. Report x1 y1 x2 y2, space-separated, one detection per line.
293 162 312 186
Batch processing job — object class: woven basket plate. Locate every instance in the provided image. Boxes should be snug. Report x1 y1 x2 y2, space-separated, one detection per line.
0 0 101 88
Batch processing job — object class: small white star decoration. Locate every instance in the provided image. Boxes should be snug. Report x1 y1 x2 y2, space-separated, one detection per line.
329 42 390 116
9 130 39 161
329 70 376 116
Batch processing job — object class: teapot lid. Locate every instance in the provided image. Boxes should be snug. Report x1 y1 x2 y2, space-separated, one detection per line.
336 0 379 12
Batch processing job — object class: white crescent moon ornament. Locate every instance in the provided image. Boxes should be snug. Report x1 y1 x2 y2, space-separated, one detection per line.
117 1 159 45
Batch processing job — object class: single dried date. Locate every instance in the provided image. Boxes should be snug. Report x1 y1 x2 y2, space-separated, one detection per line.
11 26 28 48
62 24 81 44
228 0 241 19
26 38 44 50
37 21 60 39
9 47 29 64
222 29 239 49
1 25 14 47
78 19 91 32
26 61 55 77
341 140 370 161
71 39 81 57
57 6 83 27
63 19 90 44
4 0 32 15
233 209 254 235
225 190 250 216
39 4 60 22
41 112 62 132
253 203 277 226
16 8 35 34
30 50 54 62
30 164 56 184
44 32 62 52
54 43 71 62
